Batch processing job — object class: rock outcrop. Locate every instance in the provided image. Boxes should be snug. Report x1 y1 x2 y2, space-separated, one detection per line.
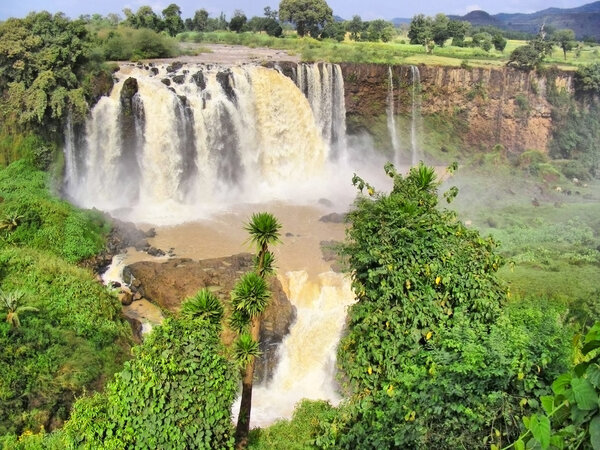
123 253 296 382
340 63 574 153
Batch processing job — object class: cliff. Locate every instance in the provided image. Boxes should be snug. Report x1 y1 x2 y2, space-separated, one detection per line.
340 63 574 154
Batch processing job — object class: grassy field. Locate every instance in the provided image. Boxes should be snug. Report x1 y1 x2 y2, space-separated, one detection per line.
179 30 600 68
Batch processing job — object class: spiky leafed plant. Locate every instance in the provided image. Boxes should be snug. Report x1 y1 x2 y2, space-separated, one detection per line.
235 212 281 449
1 290 38 328
180 289 224 326
244 212 281 276
234 332 262 369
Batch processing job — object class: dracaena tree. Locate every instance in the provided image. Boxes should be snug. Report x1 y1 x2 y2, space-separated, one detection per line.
232 212 281 448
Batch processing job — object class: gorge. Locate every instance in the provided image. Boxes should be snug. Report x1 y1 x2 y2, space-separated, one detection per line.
63 58 579 428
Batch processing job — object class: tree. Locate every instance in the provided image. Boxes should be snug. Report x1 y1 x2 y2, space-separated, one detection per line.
264 18 283 37
553 28 576 60
472 32 493 51
365 19 394 42
447 19 470 40
229 10 247 33
492 33 507 52
191 9 209 31
264 6 278 20
126 5 163 31
431 13 450 47
321 21 345 42
508 44 544 70
162 3 184 36
325 163 569 448
347 15 363 41
408 14 434 53
232 212 281 448
278 0 333 38
1 290 37 328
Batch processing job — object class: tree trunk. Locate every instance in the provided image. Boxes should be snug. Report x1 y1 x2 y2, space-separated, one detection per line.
235 316 261 449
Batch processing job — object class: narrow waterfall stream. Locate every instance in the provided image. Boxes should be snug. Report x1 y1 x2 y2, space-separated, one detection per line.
386 66 401 166
410 65 422 166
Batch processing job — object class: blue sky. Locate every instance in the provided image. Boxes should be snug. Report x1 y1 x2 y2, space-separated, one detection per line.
0 0 592 21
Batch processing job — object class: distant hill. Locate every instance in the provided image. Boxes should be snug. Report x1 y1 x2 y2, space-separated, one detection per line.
450 1 600 40
391 17 411 26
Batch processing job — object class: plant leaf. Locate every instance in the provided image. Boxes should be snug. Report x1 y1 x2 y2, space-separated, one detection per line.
590 415 600 450
529 414 551 449
572 377 599 411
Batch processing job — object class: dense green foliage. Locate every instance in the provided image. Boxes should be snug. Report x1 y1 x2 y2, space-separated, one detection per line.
315 164 572 448
0 160 108 262
0 246 129 436
248 400 336 449
575 62 600 94
278 0 333 37
514 323 600 449
0 159 128 437
60 314 237 449
548 79 600 178
0 12 97 133
97 26 178 61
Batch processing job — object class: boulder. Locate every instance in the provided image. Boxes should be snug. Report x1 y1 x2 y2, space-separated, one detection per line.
123 253 295 381
319 212 346 223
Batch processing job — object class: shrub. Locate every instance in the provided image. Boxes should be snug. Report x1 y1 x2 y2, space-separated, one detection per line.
62 316 237 449
324 163 571 448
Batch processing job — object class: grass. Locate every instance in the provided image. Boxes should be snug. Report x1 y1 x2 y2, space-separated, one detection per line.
178 30 600 68
443 165 600 309
0 160 131 436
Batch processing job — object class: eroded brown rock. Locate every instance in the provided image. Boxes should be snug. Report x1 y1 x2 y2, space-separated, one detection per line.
123 253 295 382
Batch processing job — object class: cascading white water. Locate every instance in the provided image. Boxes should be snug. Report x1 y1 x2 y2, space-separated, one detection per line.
65 63 349 222
236 270 355 427
64 61 362 428
296 63 347 159
410 65 422 166
386 66 401 166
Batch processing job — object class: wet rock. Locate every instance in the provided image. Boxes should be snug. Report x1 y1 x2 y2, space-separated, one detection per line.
124 253 295 382
166 61 183 73
118 289 133 306
161 78 171 86
216 70 236 102
172 74 185 84
150 67 159 76
318 198 334 208
147 246 165 257
191 71 206 90
319 212 346 223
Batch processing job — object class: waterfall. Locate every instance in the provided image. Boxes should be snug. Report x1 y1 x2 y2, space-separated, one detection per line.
235 270 355 427
386 66 400 166
410 65 422 166
65 63 349 221
295 63 347 159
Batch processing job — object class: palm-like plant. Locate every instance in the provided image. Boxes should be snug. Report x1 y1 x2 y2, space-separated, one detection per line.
231 272 270 318
1 290 38 328
180 289 224 325
235 212 281 448
244 212 281 276
234 332 262 369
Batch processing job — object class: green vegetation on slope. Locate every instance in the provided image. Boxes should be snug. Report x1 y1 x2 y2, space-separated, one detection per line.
0 160 130 437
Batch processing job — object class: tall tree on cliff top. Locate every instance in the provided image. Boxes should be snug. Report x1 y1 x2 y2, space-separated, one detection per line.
232 212 281 448
279 0 333 37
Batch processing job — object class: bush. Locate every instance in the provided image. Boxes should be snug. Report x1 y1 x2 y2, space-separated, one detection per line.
323 163 571 448
0 247 130 435
62 316 237 449
0 160 109 262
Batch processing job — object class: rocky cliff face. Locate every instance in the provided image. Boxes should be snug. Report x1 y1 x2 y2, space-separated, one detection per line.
340 63 574 153
123 253 295 382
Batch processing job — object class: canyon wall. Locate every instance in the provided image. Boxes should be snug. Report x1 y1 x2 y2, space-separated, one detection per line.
339 63 574 153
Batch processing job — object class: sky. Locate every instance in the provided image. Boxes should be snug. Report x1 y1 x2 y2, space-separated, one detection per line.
0 0 592 22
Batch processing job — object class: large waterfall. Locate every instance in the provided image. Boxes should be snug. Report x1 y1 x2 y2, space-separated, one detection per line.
64 62 348 222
